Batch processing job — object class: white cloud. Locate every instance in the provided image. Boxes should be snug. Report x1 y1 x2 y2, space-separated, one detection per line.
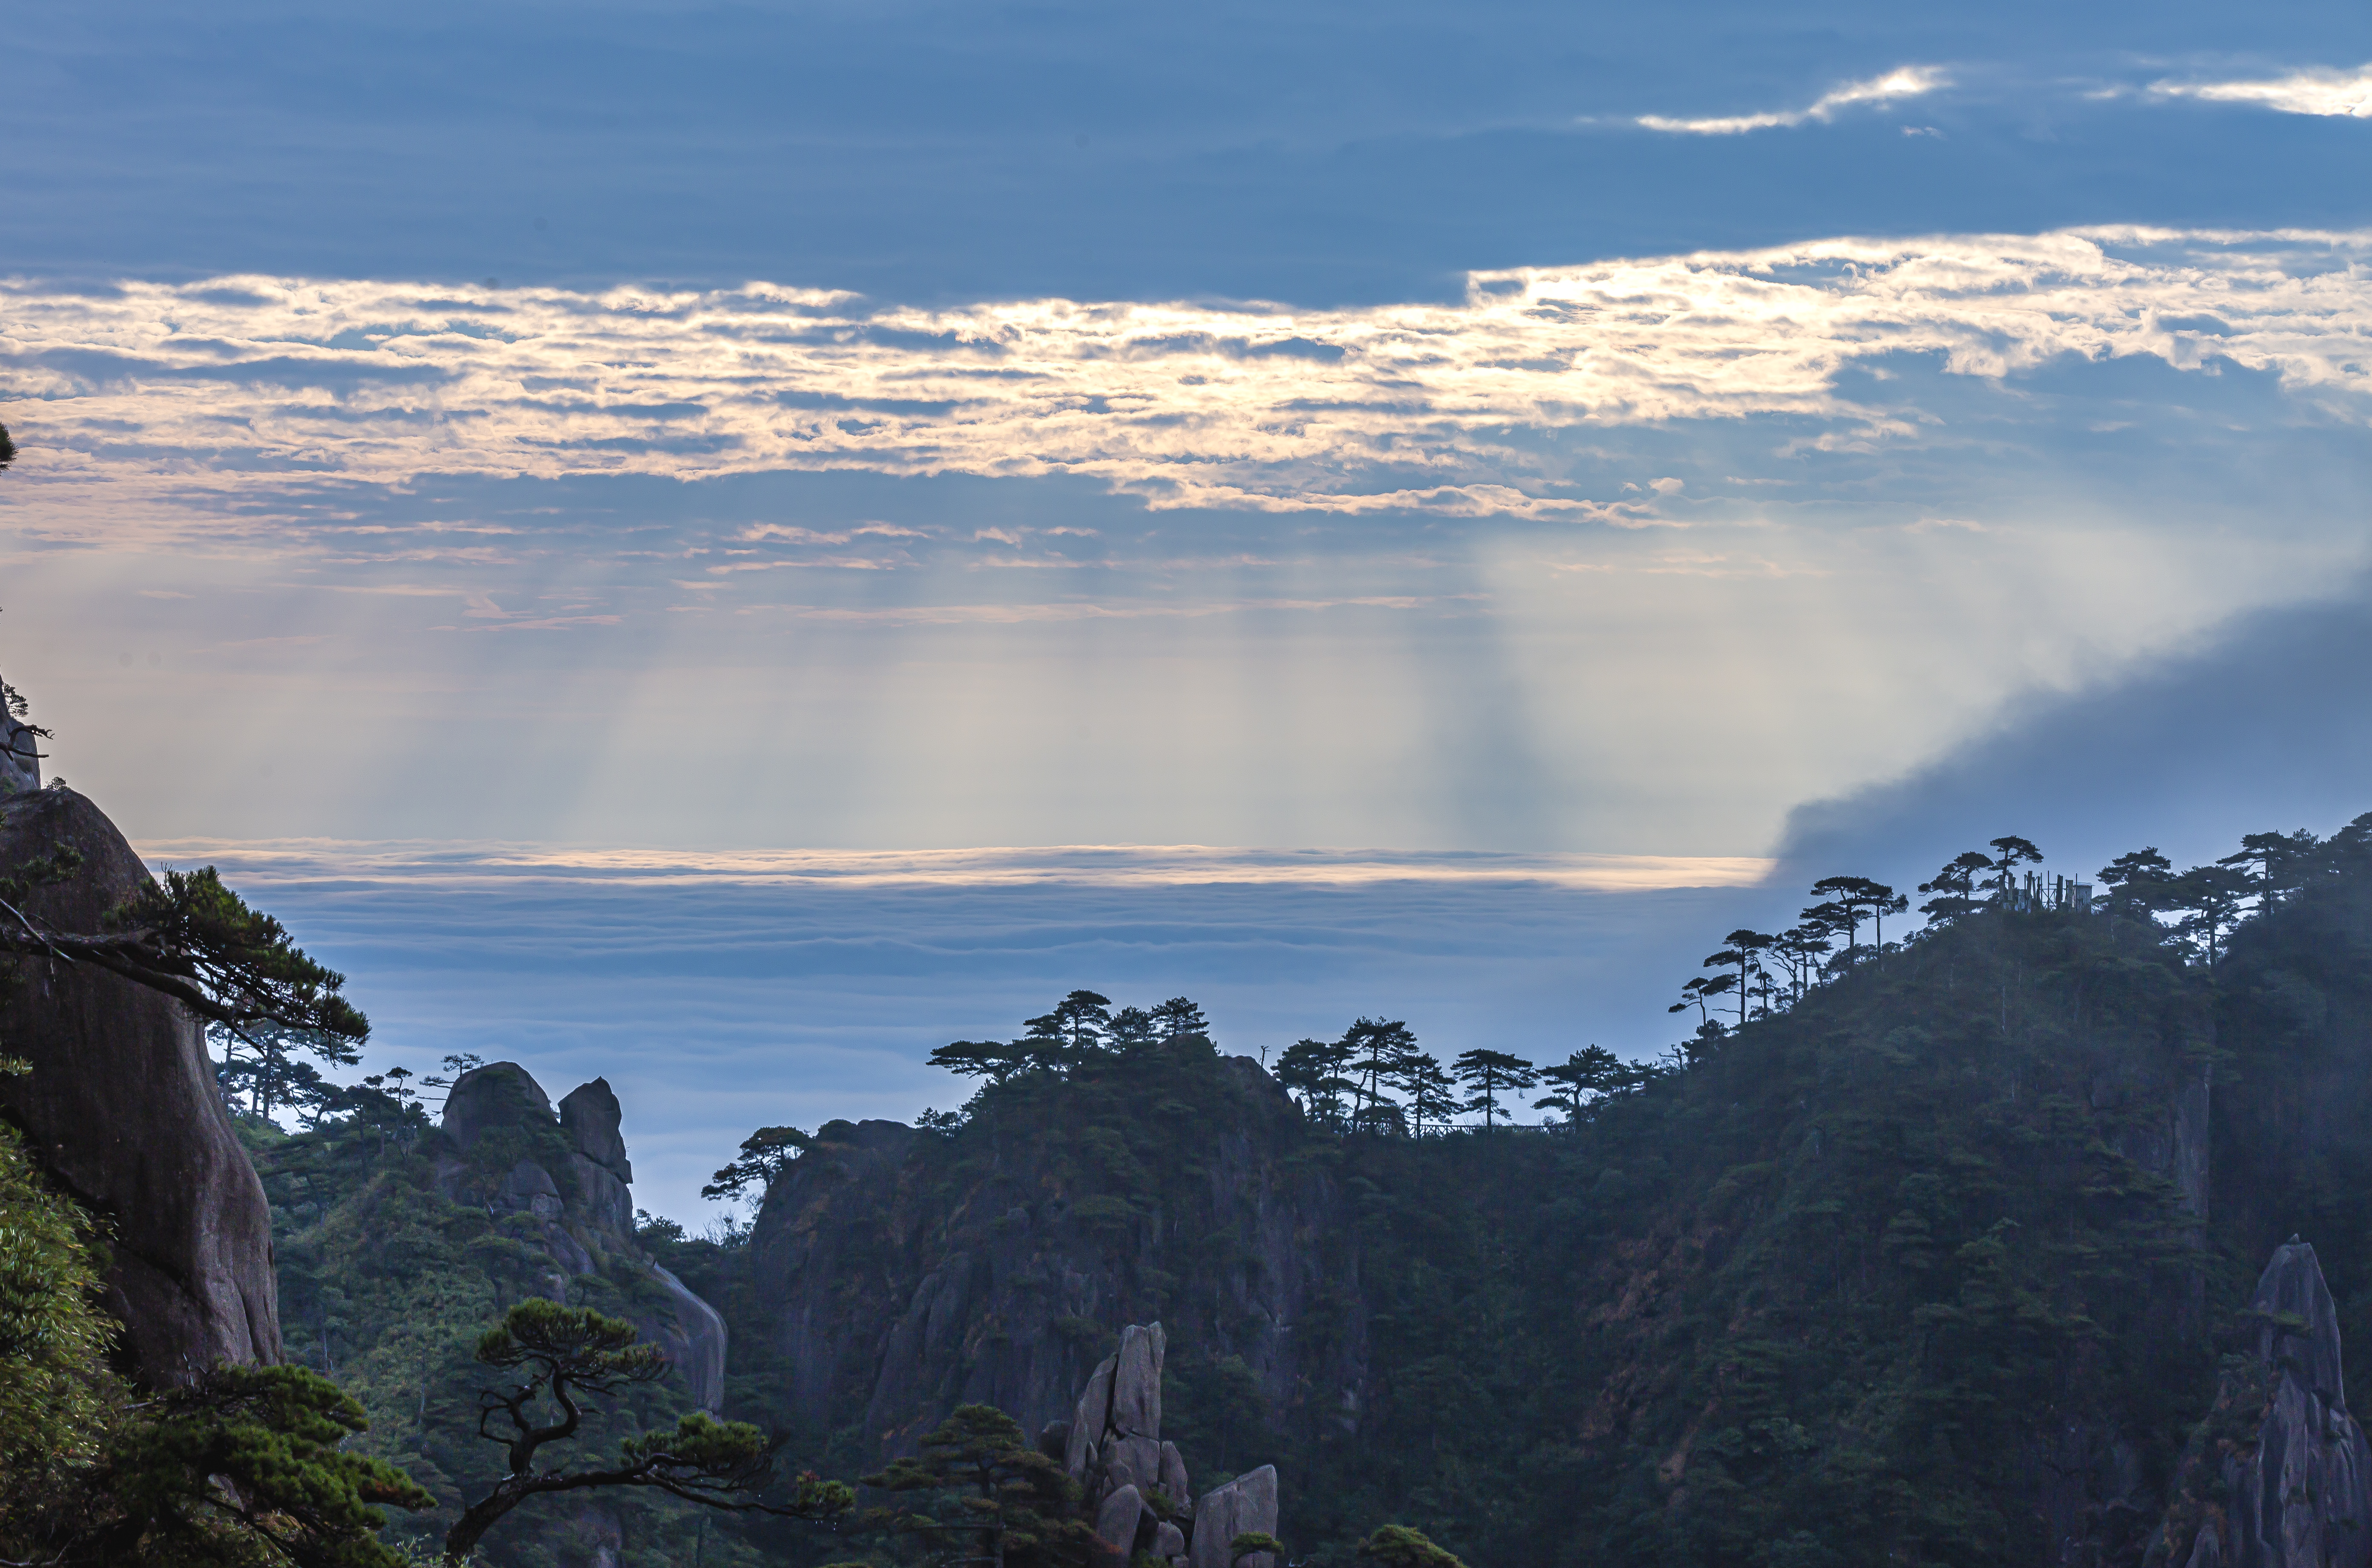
1636 66 1946 135
2 227 2369 535
2150 65 2372 118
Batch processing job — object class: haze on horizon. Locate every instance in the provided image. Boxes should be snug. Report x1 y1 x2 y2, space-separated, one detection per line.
3 0 2367 1218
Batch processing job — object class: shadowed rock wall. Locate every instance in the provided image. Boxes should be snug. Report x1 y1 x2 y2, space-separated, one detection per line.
0 786 282 1384
744 1055 1364 1456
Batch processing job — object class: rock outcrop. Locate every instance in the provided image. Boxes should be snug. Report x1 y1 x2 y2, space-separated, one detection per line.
0 785 282 1384
1061 1321 1279 1568
436 1060 727 1410
2149 1240 2372 1568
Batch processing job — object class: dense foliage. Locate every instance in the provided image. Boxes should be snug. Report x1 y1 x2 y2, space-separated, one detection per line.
0 1077 432 1568
660 816 2372 1568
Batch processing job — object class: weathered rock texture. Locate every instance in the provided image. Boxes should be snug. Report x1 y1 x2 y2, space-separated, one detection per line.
0 785 282 1384
746 1056 1364 1455
2149 1240 2372 1568
1062 1321 1279 1568
0 697 39 794
437 1061 727 1410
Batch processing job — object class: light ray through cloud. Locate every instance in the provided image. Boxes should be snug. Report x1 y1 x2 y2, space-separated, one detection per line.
1635 66 1948 135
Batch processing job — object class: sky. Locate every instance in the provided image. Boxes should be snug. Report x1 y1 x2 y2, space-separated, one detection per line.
3 0 2369 1219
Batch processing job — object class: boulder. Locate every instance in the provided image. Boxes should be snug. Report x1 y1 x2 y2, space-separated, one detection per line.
1189 1466 1278 1568
560 1078 633 1183
1108 1433 1164 1495
441 1062 556 1153
1112 1321 1166 1436
1159 1441 1192 1510
0 786 281 1384
1095 1483 1146 1558
1156 1522 1187 1560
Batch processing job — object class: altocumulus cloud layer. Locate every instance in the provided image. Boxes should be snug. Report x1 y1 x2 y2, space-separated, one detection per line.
9 227 2371 527
6 224 2371 854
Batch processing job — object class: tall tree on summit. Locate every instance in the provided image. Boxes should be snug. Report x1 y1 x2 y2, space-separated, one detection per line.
1919 850 1994 925
1986 836 2044 901
2218 830 2320 909
1276 1036 1357 1125
1343 1017 1419 1129
1152 995 1211 1041
1393 1051 1459 1135
1704 930 1773 1027
1451 1048 1537 1131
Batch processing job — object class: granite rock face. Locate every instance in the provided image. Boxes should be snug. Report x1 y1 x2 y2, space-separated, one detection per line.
1189 1467 1279 1568
436 1061 726 1411
0 699 38 794
746 1059 1364 1455
2150 1240 2372 1568
0 786 282 1384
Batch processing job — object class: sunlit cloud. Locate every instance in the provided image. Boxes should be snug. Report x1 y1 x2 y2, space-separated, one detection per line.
4 227 2368 543
1635 66 1947 135
2149 65 2372 118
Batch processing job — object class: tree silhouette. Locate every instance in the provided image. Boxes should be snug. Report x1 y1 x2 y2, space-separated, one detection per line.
1534 1046 1629 1124
930 1039 1030 1083
1985 837 2044 901
1276 1036 1356 1126
2218 830 2320 909
702 1125 812 1202
1151 995 1212 1041
2098 846 2177 922
1451 1049 1537 1130
1917 851 1993 925
1344 1018 1419 1129
1704 930 1773 1028
1393 1051 1459 1135
2168 863 2250 967
1669 973 1736 1028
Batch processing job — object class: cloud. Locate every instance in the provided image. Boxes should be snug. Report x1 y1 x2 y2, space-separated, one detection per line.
4 227 2368 533
2150 65 2372 119
1636 66 1946 135
1773 578 2372 890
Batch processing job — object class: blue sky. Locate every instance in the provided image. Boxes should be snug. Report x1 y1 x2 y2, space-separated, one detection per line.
4 0 2369 1217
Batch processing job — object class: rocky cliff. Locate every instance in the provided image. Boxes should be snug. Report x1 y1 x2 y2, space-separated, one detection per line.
0 785 282 1385
2147 1240 2372 1568
437 1061 727 1409
741 1046 1363 1460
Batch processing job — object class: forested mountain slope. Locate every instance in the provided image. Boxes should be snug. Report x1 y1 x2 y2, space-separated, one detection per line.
650 836 2372 1568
